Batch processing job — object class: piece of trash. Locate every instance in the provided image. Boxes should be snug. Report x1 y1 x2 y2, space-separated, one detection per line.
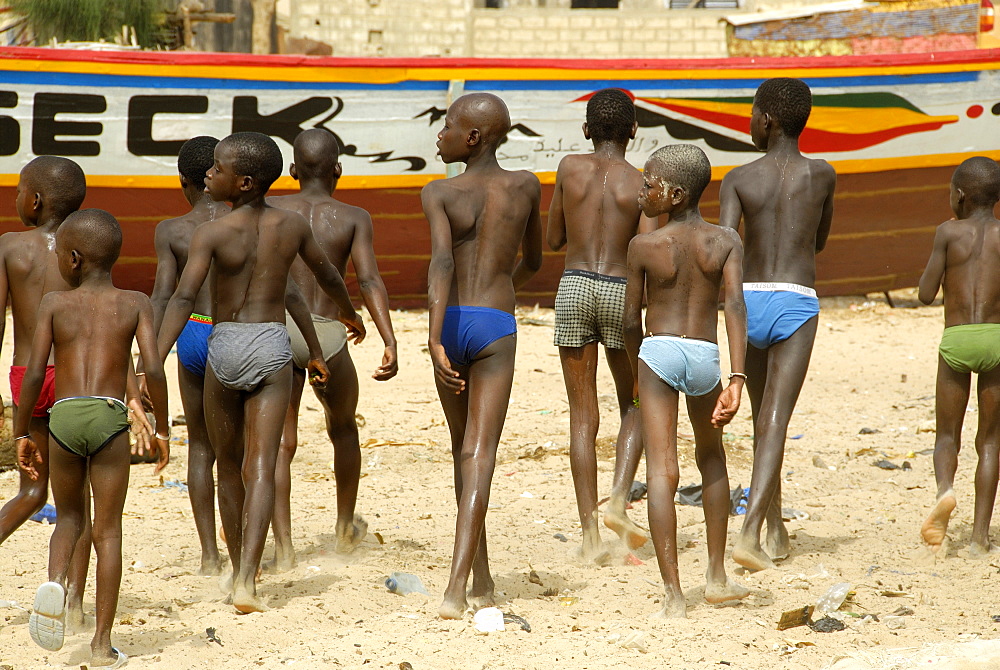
732 486 749 515
880 590 910 597
503 612 531 632
624 553 643 566
385 572 429 596
559 596 580 606
29 503 56 524
0 600 26 610
528 569 543 586
809 616 846 633
373 532 385 545
883 615 906 630
783 639 816 648
520 491 534 498
992 614 1000 623
206 627 223 646
473 607 505 632
399 663 414 670
628 481 647 502
874 459 901 470
677 483 747 516
160 479 189 493
891 606 915 617
306 565 321 573
859 427 880 435
542 587 558 597
553 533 568 543
538 410 552 415
782 508 810 522
816 583 853 615
777 606 814 630
677 483 704 506
619 631 648 653
790 434 804 440
812 455 829 469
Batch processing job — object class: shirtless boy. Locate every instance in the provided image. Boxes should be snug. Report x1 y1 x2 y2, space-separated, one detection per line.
155 131 365 613
718 77 836 571
148 136 229 575
0 156 92 624
624 144 749 618
17 208 170 668
917 157 1000 556
547 88 653 560
267 128 398 565
424 93 542 618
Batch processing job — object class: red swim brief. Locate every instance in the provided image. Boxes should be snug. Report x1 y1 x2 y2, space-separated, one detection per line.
9 365 56 417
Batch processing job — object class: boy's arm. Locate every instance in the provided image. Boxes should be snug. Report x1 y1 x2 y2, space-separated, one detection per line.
423 183 464 394
13 296 53 479
717 172 743 231
149 222 179 333
156 227 212 362
284 278 330 386
0 244 8 425
918 225 949 305
815 164 837 253
134 295 170 474
350 214 398 381
297 220 365 342
622 237 645 396
546 162 567 251
513 176 544 291
714 233 747 428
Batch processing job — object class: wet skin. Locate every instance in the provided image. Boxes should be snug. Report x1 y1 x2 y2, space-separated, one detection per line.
718 103 836 571
623 163 748 617
547 125 656 559
424 93 543 618
155 138 365 613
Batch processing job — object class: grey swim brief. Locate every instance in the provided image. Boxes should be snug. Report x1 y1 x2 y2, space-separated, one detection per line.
285 312 348 368
207 321 292 392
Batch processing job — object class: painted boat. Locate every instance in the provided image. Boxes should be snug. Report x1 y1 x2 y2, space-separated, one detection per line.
0 46 997 306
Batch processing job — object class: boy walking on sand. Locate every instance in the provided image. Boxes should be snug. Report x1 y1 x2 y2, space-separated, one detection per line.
918 156 1000 556
624 144 749 618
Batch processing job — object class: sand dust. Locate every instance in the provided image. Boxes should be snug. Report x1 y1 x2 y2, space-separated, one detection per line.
3 291 1000 669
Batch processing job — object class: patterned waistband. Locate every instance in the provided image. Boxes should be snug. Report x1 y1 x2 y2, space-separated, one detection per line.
189 313 213 325
563 269 627 285
743 282 817 298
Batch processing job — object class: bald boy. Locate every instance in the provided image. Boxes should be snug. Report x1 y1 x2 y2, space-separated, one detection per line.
148 136 229 575
156 132 364 613
267 128 398 566
719 78 836 571
424 93 543 618
918 157 1000 556
547 88 653 561
625 144 749 618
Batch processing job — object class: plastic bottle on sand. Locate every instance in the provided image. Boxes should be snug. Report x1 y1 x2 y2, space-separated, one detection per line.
385 572 429 596
816 582 852 615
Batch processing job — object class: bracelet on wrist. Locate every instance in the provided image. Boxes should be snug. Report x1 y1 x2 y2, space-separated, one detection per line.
135 372 146 377
15 434 30 441
728 372 748 381
155 432 170 441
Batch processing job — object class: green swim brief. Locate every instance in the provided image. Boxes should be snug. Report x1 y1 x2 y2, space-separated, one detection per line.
48 396 130 458
939 323 1000 374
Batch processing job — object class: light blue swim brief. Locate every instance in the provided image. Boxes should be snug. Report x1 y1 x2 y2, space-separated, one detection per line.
743 282 819 350
638 335 721 397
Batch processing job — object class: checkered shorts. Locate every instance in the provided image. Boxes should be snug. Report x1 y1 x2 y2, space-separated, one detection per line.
554 269 627 349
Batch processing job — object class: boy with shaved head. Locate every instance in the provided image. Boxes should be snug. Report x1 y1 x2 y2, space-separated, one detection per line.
918 156 1000 556
547 87 654 562
719 77 836 571
424 93 543 618
267 128 398 567
625 144 749 618
155 131 364 613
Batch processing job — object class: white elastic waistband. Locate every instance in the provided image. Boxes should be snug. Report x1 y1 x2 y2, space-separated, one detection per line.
743 282 817 297
53 396 128 410
644 335 718 349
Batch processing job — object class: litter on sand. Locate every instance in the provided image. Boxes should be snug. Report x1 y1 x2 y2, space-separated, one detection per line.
824 638 1000 669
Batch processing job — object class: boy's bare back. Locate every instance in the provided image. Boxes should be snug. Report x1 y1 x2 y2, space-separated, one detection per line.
931 216 1000 327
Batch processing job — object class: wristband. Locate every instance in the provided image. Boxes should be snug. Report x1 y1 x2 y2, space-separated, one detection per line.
728 372 748 381
135 372 146 377
155 432 170 441
15 434 30 441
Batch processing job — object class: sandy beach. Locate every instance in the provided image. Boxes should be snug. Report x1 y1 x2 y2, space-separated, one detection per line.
3 293 1000 669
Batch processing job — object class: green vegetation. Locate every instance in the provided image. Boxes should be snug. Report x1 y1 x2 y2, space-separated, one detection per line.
9 0 169 47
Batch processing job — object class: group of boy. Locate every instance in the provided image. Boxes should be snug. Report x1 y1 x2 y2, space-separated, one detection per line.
1 71 998 666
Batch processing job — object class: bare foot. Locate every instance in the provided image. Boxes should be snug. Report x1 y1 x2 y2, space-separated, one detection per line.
764 521 790 560
572 544 612 567
218 569 234 596
198 554 224 577
232 586 269 614
969 540 1000 558
705 577 750 604
65 605 87 634
438 596 468 620
732 537 777 572
89 646 122 668
604 508 649 550
261 554 296 574
920 492 957 552
650 593 687 619
468 578 497 610
336 515 368 555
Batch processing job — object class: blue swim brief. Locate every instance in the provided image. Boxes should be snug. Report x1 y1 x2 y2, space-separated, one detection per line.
441 306 517 367
638 335 721 397
743 283 819 350
176 313 212 377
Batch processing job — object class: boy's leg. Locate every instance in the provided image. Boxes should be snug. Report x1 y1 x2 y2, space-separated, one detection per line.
233 363 292 613
921 356 969 551
178 364 222 575
86 432 131 666
637 361 684 618
203 367 246 590
734 317 817 571
0 414 51 543
559 343 608 565
269 366 306 573
686 386 749 604
314 348 367 554
65 478 92 632
439 336 516 619
603 347 646 549
971 366 1000 555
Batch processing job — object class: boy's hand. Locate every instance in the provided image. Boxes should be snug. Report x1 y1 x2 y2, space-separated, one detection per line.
307 358 330 388
373 344 398 381
153 436 170 475
711 381 743 428
429 342 464 394
340 310 367 344
16 436 41 480
137 376 153 412
127 398 154 457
